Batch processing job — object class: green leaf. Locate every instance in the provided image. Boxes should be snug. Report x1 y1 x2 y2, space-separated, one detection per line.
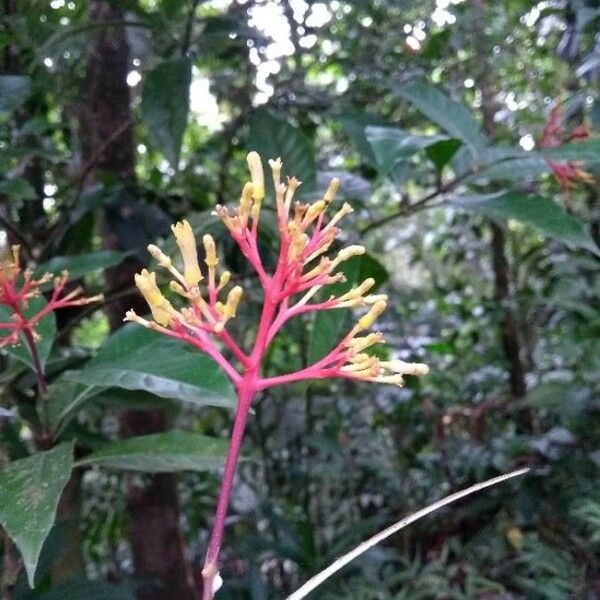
65 324 236 408
0 178 37 201
543 138 600 163
396 81 487 150
0 442 74 587
337 110 387 166
0 297 56 371
33 251 127 282
75 431 228 472
141 57 192 168
425 138 463 171
0 75 31 113
307 253 387 364
365 126 454 175
470 153 550 183
247 109 316 192
46 378 99 436
450 191 599 255
33 577 135 600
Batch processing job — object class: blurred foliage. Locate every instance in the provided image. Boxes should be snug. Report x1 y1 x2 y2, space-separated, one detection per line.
2 0 600 598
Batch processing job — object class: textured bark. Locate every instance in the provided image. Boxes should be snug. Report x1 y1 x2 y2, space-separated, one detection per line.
489 223 527 398
0 531 20 600
77 3 196 599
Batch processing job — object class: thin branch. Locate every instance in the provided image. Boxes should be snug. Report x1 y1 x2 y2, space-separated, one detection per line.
360 167 477 235
181 0 200 56
285 467 530 600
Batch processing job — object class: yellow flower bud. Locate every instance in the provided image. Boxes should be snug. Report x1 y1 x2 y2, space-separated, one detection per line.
171 220 202 287
169 280 187 296
323 177 340 204
302 200 326 226
269 157 282 187
246 151 265 201
239 182 254 227
147 244 172 268
326 202 353 230
380 360 429 376
134 269 174 326
284 176 301 214
223 285 243 319
357 299 387 331
218 271 231 291
203 234 218 268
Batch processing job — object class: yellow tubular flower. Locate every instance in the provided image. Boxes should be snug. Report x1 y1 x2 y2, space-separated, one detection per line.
147 244 172 268
223 286 243 319
284 177 301 214
247 151 265 202
380 360 430 376
331 245 365 270
269 157 282 188
239 182 254 228
323 177 340 204
302 200 326 227
338 278 376 303
218 271 231 291
357 299 387 331
134 269 175 326
203 234 218 267
171 220 202 287
124 309 151 328
325 202 354 230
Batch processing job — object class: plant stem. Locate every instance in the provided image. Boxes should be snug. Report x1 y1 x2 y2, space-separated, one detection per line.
21 327 48 397
201 383 254 600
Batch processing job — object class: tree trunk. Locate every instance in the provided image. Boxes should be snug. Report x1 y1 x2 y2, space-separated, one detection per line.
77 3 196 598
474 0 527 399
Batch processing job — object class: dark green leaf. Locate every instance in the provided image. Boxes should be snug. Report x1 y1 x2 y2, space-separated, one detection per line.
0 297 56 371
0 178 37 201
247 109 316 192
543 138 600 163
0 442 74 587
141 57 192 167
33 251 127 282
307 253 387 364
0 76 31 113
451 191 599 254
65 325 236 408
365 126 453 175
46 378 99 436
337 110 387 166
75 431 228 472
396 81 487 150
425 138 463 171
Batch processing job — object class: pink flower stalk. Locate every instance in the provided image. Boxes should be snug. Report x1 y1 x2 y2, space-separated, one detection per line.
125 152 429 599
0 245 102 394
540 104 594 189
